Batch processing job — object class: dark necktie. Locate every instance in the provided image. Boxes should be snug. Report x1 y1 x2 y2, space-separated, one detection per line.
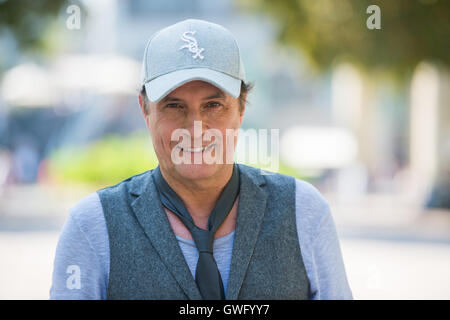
152 164 240 300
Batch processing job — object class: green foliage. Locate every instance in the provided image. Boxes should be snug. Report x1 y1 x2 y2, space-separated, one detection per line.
48 132 159 188
240 0 450 77
47 131 307 187
0 0 70 53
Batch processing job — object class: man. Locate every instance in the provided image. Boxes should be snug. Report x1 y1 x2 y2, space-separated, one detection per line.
50 19 352 300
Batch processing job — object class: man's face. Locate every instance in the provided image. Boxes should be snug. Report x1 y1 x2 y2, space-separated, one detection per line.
140 80 245 182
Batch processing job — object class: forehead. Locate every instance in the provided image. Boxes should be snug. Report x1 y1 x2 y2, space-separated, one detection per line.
160 80 227 101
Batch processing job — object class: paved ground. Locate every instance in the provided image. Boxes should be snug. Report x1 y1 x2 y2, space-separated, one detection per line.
0 231 58 299
341 238 450 299
1 230 449 300
0 185 449 299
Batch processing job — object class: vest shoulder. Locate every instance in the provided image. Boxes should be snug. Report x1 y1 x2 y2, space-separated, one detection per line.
237 164 295 188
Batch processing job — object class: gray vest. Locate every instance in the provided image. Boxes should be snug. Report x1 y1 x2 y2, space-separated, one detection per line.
97 164 310 299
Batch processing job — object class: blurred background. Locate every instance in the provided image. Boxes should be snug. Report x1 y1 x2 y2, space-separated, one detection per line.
0 0 449 299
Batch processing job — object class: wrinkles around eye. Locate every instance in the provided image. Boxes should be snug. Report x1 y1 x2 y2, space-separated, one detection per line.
205 101 222 108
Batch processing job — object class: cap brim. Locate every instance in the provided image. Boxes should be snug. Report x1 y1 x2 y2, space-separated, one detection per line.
144 68 242 102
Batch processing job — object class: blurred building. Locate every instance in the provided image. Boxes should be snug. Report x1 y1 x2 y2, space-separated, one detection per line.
1 0 334 183
0 0 448 211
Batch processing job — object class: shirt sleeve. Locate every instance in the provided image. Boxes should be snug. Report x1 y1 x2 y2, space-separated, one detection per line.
295 179 353 300
49 192 109 300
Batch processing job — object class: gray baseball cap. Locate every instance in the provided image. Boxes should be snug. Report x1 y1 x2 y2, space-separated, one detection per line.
141 19 245 102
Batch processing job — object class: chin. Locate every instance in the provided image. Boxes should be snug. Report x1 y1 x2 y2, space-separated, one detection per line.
173 163 221 181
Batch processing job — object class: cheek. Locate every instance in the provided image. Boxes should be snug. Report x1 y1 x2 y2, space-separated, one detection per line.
148 116 178 151
216 111 243 148
216 103 242 128
226 109 243 132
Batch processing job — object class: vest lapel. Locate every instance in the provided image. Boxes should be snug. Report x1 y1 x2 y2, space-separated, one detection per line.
129 170 203 300
226 165 268 300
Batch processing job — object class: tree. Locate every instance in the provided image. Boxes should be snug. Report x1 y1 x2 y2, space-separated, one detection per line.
241 0 450 77
0 0 83 72
0 0 74 52
242 0 450 208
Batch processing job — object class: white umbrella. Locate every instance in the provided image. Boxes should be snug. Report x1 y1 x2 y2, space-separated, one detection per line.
0 54 142 108
281 126 358 170
0 63 57 107
51 54 141 95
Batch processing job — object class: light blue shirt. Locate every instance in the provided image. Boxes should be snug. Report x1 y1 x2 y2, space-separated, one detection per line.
50 178 353 300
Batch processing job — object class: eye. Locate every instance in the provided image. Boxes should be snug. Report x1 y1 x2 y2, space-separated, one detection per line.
205 101 222 108
166 103 182 109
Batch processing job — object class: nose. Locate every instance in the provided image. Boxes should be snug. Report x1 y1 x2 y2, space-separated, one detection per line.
185 110 209 145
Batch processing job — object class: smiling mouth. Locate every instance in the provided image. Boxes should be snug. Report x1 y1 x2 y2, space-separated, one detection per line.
177 143 216 153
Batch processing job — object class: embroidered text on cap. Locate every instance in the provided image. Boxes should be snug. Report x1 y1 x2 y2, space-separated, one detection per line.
179 31 205 60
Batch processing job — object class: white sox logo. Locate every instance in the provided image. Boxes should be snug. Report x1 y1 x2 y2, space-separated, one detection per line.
179 31 205 60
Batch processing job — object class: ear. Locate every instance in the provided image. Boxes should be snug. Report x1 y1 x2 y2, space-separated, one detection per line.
138 93 147 117
138 93 152 131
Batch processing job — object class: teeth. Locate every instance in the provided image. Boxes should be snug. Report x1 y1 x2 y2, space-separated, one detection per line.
180 143 215 152
185 147 204 152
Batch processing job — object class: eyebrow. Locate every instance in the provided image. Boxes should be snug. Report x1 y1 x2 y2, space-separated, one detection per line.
201 91 226 100
159 90 226 104
160 96 183 103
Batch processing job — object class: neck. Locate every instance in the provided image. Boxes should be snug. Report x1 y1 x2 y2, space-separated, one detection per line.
159 164 234 222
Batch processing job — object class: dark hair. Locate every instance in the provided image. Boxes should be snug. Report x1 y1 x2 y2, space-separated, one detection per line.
140 81 253 114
